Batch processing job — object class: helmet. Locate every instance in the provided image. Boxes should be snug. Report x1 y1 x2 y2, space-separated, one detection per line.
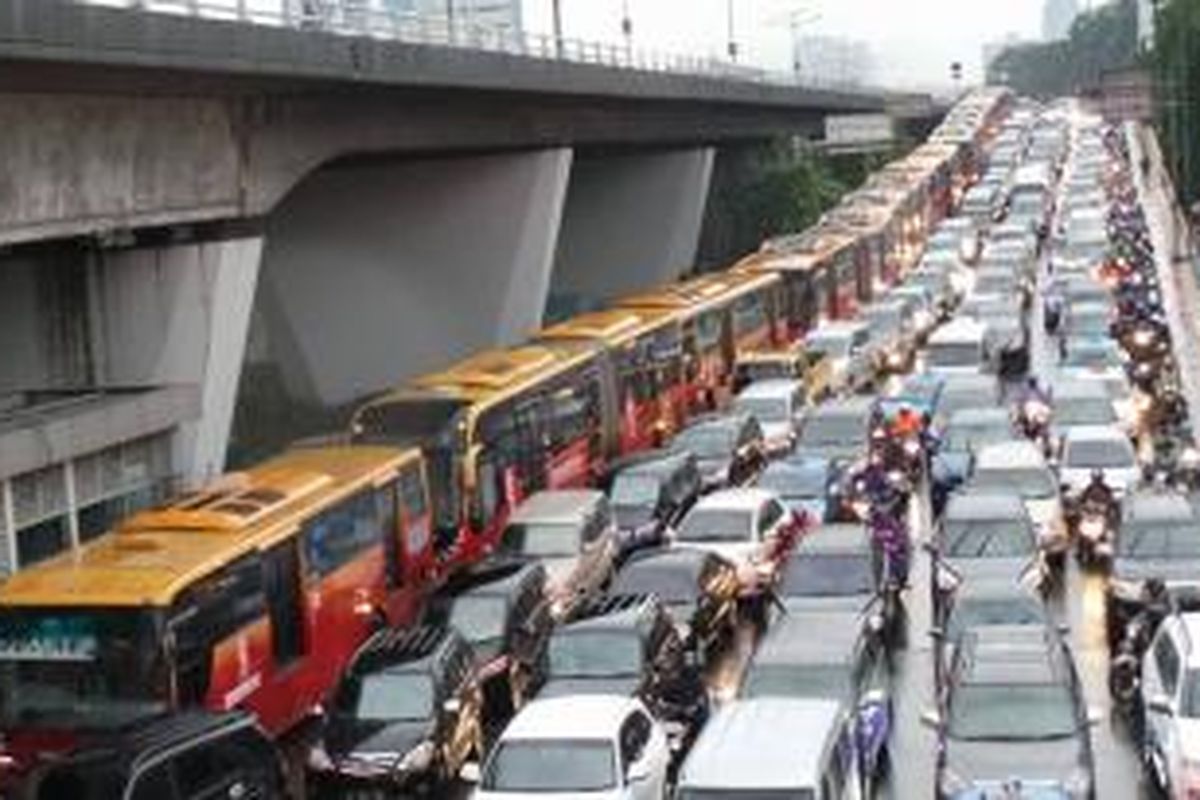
1090 468 1105 483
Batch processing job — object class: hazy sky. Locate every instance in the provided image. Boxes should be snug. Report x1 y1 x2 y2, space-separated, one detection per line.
519 0 1049 89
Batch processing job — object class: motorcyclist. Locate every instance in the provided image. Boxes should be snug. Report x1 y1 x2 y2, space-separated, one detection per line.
1079 468 1116 514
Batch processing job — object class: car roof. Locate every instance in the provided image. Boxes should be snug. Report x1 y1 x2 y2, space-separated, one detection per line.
509 490 607 525
502 695 641 740
679 412 752 435
1054 378 1113 399
753 611 865 664
930 318 988 342
1063 425 1129 444
690 488 778 513
1123 491 1195 523
805 397 875 420
737 380 800 400
441 561 543 599
808 321 867 337
975 440 1047 469
795 523 870 555
619 546 713 576
941 373 998 393
947 408 1012 428
945 491 1027 520
678 699 842 790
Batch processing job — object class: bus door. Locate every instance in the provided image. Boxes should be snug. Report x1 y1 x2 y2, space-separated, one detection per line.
511 398 547 498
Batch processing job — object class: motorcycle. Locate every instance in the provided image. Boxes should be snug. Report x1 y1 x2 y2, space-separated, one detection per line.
1017 397 1052 452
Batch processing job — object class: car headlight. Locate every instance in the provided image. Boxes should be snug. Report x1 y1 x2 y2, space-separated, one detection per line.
308 742 334 772
1133 329 1155 348
398 740 436 773
903 439 922 457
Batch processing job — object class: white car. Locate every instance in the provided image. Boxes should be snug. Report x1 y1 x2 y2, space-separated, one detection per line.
734 379 804 454
475 695 670 800
1057 425 1141 498
672 489 801 596
1142 613 1200 798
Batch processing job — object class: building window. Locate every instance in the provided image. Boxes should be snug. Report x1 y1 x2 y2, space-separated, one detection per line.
17 516 68 567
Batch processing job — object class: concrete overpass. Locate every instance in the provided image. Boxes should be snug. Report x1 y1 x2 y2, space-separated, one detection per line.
0 0 903 571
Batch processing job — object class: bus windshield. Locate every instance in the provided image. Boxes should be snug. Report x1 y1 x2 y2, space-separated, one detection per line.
0 609 166 730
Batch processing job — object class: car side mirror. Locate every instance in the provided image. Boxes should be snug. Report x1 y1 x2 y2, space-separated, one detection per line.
1086 707 1103 727
928 626 945 640
460 762 481 784
920 708 941 729
443 697 462 715
1147 695 1174 717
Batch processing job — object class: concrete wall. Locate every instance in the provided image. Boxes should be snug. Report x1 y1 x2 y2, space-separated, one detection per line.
0 94 241 246
548 148 715 316
91 237 263 482
253 148 573 412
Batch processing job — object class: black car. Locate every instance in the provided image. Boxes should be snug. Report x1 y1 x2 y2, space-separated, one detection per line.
670 412 766 490
926 626 1096 799
21 712 286 800
536 594 709 751
775 523 894 637
430 563 553 716
1104 490 1200 650
608 548 740 658
606 451 703 555
309 627 483 793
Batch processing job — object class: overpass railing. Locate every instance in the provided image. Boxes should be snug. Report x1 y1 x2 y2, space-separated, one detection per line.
78 0 874 92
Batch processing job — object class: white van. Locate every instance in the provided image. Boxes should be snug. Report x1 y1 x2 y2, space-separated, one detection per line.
675 698 861 799
923 318 989 376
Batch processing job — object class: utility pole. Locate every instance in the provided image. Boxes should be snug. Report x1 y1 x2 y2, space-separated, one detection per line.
621 0 633 57
727 0 738 62
552 0 563 58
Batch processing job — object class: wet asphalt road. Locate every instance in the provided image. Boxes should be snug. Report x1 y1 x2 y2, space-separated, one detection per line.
425 125 1167 800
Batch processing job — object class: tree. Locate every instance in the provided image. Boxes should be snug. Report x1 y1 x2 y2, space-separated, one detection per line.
1151 0 1200 203
987 0 1138 96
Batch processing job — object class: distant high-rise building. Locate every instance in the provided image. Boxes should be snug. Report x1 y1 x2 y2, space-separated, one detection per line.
1042 0 1079 41
792 36 873 87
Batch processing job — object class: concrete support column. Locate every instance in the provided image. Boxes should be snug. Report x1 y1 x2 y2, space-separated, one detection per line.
253 147 574 411
91 236 264 484
548 147 716 318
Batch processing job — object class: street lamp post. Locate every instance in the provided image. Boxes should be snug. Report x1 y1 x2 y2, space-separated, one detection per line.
621 0 633 59
727 0 738 62
552 0 564 58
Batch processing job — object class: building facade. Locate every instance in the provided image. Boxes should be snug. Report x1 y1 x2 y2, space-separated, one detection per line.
1043 0 1080 41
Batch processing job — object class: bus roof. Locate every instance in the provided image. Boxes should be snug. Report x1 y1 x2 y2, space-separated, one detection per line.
754 228 859 273
534 307 678 347
617 271 778 316
0 445 419 609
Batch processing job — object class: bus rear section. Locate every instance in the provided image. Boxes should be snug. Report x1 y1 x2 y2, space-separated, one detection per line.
0 444 431 786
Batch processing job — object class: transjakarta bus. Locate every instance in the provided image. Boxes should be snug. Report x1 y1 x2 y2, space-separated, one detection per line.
352 343 609 571
535 308 686 455
757 227 864 322
0 444 432 781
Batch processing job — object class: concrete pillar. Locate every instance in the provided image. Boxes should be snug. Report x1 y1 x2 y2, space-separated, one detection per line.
253 148 573 410
548 147 716 319
90 237 264 484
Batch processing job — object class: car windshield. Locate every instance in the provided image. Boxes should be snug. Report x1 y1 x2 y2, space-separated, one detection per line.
1063 345 1120 369
1071 311 1110 336
0 609 167 730
448 595 509 645
611 562 699 604
948 597 1043 638
1118 522 1200 558
940 387 996 417
675 427 735 459
781 554 875 597
611 475 661 508
344 672 434 721
808 333 852 358
759 466 826 498
1056 397 1116 427
945 519 1033 558
548 631 642 678
946 421 1014 453
949 683 1077 741
1182 670 1200 718
742 662 847 700
483 740 616 792
800 415 866 447
972 467 1057 499
498 523 579 559
736 396 790 423
1065 438 1135 470
678 508 754 543
928 341 982 368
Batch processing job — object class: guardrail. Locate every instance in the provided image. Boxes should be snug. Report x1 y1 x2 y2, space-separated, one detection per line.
77 0 876 93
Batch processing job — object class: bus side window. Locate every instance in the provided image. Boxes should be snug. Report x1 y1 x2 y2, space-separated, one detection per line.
399 468 430 559
302 490 380 577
